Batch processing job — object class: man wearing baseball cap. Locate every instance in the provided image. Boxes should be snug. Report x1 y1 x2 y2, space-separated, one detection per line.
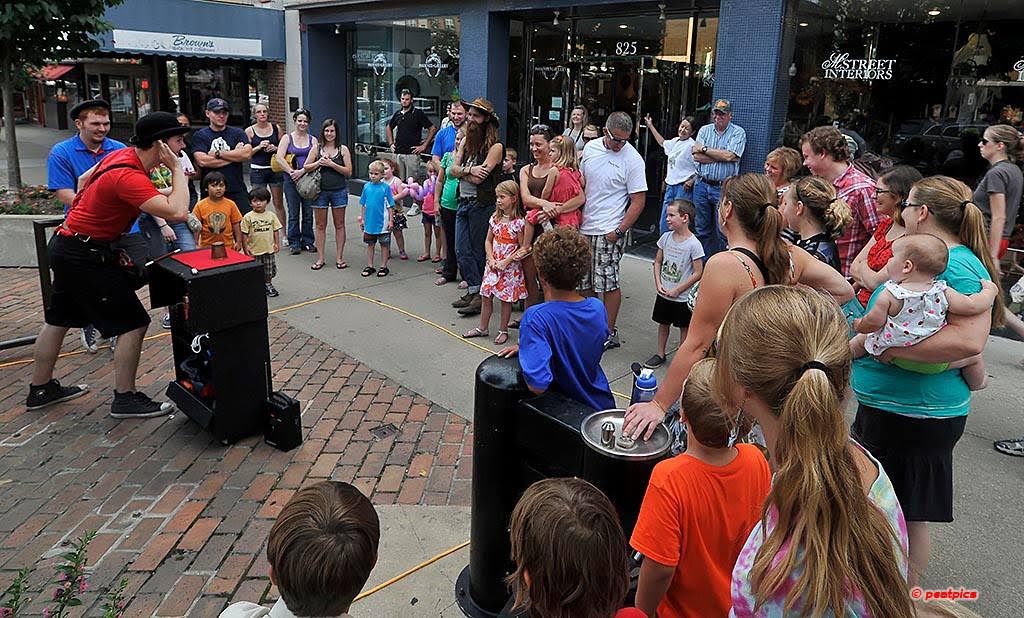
192 97 253 214
46 98 127 354
28 112 191 419
692 98 746 256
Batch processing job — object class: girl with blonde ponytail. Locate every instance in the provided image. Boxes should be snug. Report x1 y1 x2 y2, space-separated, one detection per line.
779 175 852 272
625 173 854 440
713 285 912 618
851 175 1001 587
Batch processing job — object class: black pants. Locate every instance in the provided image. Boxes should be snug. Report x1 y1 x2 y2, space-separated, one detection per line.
440 206 458 280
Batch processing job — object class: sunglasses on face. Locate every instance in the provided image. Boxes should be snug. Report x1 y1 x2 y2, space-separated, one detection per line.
583 135 598 141
604 129 629 144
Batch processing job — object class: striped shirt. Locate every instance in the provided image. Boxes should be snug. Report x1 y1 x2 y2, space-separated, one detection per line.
833 164 879 277
694 122 746 182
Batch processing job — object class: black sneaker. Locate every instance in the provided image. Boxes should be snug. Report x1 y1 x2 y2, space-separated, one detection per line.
26 379 89 410
266 283 279 297
80 326 98 354
110 391 175 419
603 329 621 351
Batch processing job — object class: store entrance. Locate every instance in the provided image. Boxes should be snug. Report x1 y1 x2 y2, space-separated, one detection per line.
528 54 701 245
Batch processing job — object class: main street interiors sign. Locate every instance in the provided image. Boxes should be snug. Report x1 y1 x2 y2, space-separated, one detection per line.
821 53 895 80
112 30 262 58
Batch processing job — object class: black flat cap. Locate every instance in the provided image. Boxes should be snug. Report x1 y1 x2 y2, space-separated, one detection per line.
69 98 111 120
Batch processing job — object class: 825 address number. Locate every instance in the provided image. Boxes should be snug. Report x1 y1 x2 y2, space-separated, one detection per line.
616 41 638 56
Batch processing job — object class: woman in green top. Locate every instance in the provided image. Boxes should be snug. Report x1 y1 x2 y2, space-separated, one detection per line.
851 175 1003 587
435 127 464 286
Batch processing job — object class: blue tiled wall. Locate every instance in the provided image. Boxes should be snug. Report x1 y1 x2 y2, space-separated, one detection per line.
713 0 798 173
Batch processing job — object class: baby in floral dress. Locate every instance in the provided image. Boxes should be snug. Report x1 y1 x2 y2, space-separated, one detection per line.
464 180 531 345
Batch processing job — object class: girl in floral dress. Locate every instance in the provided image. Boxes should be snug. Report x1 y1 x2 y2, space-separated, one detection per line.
464 180 531 345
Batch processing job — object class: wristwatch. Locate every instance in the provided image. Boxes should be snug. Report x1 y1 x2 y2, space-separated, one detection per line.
614 227 625 239
700 145 708 154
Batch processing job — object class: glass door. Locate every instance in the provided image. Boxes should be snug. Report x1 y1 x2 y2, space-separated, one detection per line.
106 75 135 143
529 63 570 131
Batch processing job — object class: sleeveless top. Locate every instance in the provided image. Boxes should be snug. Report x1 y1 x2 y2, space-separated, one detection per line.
526 163 549 198
248 124 280 168
460 142 505 204
319 148 348 192
286 132 315 169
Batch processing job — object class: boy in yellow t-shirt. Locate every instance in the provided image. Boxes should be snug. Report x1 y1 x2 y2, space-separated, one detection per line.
241 186 283 297
193 171 243 250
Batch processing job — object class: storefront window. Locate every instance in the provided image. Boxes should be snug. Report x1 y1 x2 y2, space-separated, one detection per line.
788 0 1024 179
179 59 251 126
348 17 460 181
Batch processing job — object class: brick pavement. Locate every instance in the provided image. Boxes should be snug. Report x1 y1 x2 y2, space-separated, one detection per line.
0 268 473 616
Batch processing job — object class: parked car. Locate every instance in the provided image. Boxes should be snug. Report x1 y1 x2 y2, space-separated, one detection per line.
895 121 987 175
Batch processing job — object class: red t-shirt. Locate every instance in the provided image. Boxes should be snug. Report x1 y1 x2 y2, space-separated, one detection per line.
65 148 159 242
630 444 772 618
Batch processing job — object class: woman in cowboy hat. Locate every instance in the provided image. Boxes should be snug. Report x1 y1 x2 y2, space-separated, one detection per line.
449 98 506 317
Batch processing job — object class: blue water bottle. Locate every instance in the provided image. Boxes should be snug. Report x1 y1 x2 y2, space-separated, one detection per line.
630 367 658 406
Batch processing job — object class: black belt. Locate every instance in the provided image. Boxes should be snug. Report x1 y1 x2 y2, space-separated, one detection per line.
698 177 724 187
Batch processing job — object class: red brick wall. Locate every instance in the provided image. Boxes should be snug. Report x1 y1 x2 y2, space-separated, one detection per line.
267 61 286 129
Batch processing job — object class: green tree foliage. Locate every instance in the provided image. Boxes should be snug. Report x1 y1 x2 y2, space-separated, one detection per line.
0 0 123 188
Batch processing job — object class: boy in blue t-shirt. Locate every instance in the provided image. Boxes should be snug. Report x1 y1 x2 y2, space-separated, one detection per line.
498 227 615 410
358 160 395 278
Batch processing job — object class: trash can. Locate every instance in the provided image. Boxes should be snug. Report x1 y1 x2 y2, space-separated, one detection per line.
456 356 671 617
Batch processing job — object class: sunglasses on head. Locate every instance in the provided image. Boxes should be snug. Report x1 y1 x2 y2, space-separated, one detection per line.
530 123 551 132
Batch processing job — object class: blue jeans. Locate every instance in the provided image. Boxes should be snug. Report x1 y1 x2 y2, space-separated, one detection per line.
659 182 694 235
693 180 727 256
137 214 196 255
283 176 314 249
455 197 493 293
315 188 349 208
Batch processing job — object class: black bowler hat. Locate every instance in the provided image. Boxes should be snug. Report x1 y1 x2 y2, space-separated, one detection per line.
69 98 111 120
128 112 190 145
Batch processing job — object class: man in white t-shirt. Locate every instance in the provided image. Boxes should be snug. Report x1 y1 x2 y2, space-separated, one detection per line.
579 111 648 351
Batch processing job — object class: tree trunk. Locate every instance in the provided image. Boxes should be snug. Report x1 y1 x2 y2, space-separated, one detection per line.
2 59 23 190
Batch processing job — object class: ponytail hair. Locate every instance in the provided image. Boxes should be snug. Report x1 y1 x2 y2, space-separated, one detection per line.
912 176 1005 327
986 124 1024 163
723 173 792 284
793 176 853 240
711 286 912 618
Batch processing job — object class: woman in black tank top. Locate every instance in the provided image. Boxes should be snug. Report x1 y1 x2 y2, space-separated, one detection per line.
246 103 286 229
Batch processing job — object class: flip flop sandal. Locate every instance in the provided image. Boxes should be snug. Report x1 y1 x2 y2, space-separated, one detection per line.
399 252 409 260
463 327 489 338
458 281 469 289
432 256 442 262
376 267 390 277
336 261 348 269
311 261 325 270
417 254 431 262
435 277 449 286
361 267 376 277
494 330 509 345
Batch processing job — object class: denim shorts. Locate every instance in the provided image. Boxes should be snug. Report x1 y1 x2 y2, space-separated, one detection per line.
315 188 349 209
363 232 391 245
421 212 437 226
250 167 283 187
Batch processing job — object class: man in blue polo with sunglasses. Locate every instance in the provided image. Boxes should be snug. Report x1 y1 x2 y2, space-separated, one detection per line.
692 99 746 257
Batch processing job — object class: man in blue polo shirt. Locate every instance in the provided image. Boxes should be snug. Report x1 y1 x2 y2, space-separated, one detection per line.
692 99 746 256
48 99 126 212
47 98 126 354
430 100 466 171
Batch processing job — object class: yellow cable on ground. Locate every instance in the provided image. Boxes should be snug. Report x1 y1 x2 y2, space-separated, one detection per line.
0 290 631 401
353 540 469 603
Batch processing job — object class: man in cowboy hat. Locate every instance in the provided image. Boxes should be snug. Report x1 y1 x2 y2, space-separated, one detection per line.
46 97 127 354
27 112 190 419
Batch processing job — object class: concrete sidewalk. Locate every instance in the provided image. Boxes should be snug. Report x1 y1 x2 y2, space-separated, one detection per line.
0 124 73 188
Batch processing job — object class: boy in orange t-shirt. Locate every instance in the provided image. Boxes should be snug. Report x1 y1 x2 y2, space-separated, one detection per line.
631 358 772 618
193 171 242 250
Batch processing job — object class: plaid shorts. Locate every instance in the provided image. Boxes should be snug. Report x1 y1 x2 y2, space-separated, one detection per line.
579 234 625 293
255 252 276 280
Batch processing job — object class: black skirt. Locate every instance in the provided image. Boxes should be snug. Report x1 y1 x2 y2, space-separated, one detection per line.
851 404 966 522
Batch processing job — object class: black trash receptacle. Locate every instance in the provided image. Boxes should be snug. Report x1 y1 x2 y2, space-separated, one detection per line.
456 356 671 617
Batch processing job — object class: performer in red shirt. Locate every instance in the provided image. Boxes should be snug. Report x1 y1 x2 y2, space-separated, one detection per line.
27 112 191 419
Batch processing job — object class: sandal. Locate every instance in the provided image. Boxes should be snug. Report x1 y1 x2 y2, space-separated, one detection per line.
432 256 442 263
376 267 389 277
417 254 430 262
435 276 449 286
399 252 409 260
458 281 469 290
435 266 444 274
336 261 348 269
463 327 489 339
507 319 521 329
494 330 509 345
361 267 376 277
311 261 325 270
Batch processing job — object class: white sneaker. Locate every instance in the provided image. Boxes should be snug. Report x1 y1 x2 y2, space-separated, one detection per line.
406 204 421 217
